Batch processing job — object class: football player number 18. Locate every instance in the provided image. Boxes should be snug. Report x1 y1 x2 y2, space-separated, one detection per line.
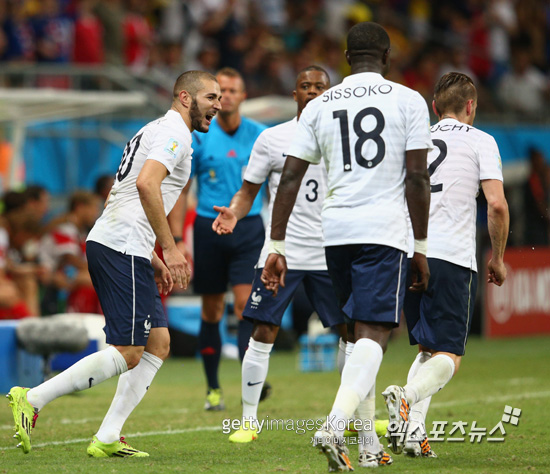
333 107 386 172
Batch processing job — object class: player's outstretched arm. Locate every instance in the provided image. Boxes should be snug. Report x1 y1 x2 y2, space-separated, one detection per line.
481 179 509 286
262 156 309 295
212 180 262 235
405 149 431 292
137 160 190 289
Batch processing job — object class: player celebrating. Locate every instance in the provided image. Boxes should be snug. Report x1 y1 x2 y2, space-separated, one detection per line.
262 22 432 471
169 68 266 411
382 72 509 458
212 66 350 443
6 70 221 457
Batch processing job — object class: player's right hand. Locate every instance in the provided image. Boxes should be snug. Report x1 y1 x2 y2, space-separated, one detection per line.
212 205 237 235
409 252 430 292
487 258 506 286
163 246 191 289
261 253 287 297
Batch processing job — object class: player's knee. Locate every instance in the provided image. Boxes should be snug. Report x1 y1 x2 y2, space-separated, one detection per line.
125 349 145 369
251 323 278 344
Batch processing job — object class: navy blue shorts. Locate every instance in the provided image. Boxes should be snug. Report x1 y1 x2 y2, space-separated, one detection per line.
404 258 478 356
324 244 406 326
242 269 345 328
86 241 167 346
193 214 264 294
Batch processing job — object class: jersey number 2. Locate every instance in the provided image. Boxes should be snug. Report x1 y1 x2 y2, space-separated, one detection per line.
429 139 447 193
116 133 143 182
333 107 385 172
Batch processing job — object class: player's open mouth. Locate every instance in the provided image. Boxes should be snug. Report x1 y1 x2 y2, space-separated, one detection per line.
205 113 215 125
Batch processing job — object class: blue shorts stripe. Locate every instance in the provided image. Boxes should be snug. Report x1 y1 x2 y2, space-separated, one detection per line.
395 252 404 324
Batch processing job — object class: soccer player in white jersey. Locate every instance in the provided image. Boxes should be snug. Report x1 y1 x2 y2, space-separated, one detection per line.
262 22 432 471
382 72 509 458
6 71 222 457
211 66 348 441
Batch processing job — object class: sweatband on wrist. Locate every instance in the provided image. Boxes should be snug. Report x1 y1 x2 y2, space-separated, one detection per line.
267 240 285 256
414 238 428 255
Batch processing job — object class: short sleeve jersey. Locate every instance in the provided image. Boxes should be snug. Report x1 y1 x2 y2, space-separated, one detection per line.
425 118 503 271
191 117 266 218
287 72 433 251
87 110 192 259
244 118 328 270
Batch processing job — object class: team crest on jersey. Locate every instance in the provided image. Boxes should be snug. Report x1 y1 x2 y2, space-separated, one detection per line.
164 138 180 156
144 316 151 335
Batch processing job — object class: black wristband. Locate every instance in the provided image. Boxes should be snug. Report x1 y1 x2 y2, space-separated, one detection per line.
174 236 183 244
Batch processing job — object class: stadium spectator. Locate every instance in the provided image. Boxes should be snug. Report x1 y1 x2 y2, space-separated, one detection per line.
38 190 100 315
93 0 124 66
24 184 50 224
497 42 550 119
0 0 35 62
523 147 550 246
0 217 33 319
123 0 153 73
263 22 431 470
94 174 113 203
6 70 219 457
169 67 266 412
383 72 509 459
32 0 73 63
72 0 104 65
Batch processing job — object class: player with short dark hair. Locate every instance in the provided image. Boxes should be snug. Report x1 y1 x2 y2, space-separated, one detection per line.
262 22 432 471
212 66 350 443
7 70 221 457
169 67 267 411
383 71 509 458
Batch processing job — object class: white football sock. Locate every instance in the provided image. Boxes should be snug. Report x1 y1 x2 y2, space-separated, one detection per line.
356 384 380 454
241 338 273 422
404 354 455 406
95 351 163 443
329 338 383 438
407 351 432 427
337 338 347 375
27 346 127 411
345 341 355 362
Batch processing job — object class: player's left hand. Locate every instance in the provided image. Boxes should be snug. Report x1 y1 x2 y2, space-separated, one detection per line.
261 253 287 297
153 257 174 295
212 205 237 235
409 252 430 292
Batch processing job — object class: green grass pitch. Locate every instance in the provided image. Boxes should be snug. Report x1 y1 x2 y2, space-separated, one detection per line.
1 333 548 473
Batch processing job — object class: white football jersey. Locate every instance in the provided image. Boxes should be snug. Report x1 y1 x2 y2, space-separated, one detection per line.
424 118 503 271
287 72 432 251
88 110 193 259
244 118 328 270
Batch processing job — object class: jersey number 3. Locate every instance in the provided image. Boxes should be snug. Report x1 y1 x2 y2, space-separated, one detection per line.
429 139 447 193
333 107 385 172
116 133 143 182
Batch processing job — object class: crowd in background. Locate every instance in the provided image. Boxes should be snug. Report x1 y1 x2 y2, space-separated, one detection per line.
0 0 550 120
0 0 549 321
0 179 111 320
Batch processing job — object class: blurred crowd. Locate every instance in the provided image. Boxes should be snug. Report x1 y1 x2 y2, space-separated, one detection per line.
0 0 549 120
0 177 112 320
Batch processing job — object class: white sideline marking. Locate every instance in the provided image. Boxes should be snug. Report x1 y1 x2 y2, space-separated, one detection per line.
0 425 220 451
2 390 549 451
